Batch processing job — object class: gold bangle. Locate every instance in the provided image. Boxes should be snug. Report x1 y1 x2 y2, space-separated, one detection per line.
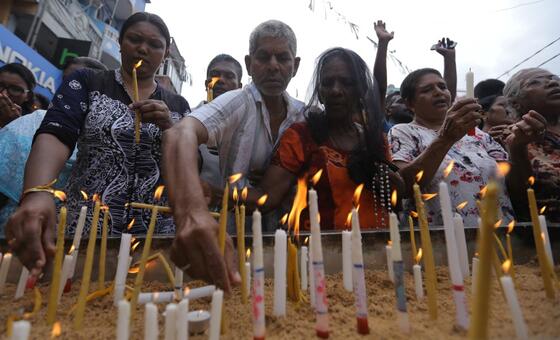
20 179 66 203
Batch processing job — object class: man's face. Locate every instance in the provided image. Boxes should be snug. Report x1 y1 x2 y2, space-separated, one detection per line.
245 36 300 97
205 61 242 98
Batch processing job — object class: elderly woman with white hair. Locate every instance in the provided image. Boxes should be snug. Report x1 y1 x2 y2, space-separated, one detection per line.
503 68 560 221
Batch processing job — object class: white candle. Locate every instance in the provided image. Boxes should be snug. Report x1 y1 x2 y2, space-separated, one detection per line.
175 266 184 300
308 236 315 307
114 233 132 305
413 264 424 300
69 206 88 279
11 320 30 340
273 229 287 316
187 310 210 334
245 262 251 296
0 252 12 293
57 255 73 303
538 215 554 267
389 212 410 333
342 230 353 292
165 303 177 340
471 257 479 295
117 299 130 340
385 245 394 282
138 286 216 305
251 209 266 339
466 68 474 98
453 213 470 278
351 208 370 334
15 266 29 300
144 302 159 340
300 246 308 291
500 275 528 339
176 299 189 340
309 188 329 338
439 182 469 329
208 289 223 340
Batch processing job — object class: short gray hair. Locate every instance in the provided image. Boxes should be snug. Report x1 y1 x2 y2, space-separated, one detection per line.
249 20 297 56
503 67 545 117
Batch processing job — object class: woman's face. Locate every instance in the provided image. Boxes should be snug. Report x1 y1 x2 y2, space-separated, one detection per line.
319 56 360 121
120 21 168 79
518 70 560 119
0 71 30 106
485 96 514 127
407 73 451 122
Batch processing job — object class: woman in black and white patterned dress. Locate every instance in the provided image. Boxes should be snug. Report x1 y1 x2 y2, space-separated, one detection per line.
6 12 190 275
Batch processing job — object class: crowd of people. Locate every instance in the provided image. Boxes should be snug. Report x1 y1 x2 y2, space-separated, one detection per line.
1 12 558 291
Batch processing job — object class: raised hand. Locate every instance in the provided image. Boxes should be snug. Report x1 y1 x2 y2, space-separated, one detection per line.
434 37 456 59
374 20 394 43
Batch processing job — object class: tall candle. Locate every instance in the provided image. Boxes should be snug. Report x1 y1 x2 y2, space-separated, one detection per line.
175 266 184 301
300 246 308 291
385 243 394 283
351 208 370 334
453 213 470 278
413 183 438 320
69 205 87 283
98 207 109 290
47 206 67 325
238 203 248 303
176 299 189 340
471 256 479 295
538 215 554 267
218 182 229 255
0 252 12 293
342 230 353 292
145 302 159 340
408 216 417 264
527 187 555 299
116 300 130 340
251 207 266 340
114 233 132 305
57 255 73 303
439 182 469 330
389 212 410 333
209 289 224 340
308 235 315 307
165 303 177 340
11 320 30 340
15 267 29 300
466 68 475 135
413 263 424 300
309 188 329 338
132 60 142 143
74 199 100 329
273 229 287 316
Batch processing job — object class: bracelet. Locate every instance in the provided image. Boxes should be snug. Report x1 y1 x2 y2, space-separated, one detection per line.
19 179 66 204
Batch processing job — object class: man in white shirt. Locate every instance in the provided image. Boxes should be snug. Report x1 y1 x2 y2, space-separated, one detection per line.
163 20 304 291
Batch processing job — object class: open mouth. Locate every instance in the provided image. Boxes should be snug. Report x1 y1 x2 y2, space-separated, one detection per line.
548 88 560 98
432 98 449 108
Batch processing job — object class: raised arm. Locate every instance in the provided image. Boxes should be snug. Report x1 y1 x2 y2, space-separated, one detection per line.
434 38 457 102
373 20 394 109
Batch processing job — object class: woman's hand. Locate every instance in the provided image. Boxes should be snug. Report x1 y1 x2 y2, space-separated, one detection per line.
374 20 394 43
0 93 22 127
5 192 57 275
130 99 174 130
505 110 547 148
438 98 482 143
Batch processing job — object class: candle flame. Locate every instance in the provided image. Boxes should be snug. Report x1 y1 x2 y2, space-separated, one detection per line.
304 236 309 245
128 266 139 274
280 213 288 225
241 187 248 202
101 205 109 212
502 259 511 274
415 248 423 264
134 59 143 69
53 190 67 201
127 218 135 230
391 190 397 208
388 240 392 246
246 248 251 258
317 213 321 225
480 185 488 198
353 184 364 206
507 220 515 234
131 240 141 253
494 219 502 229
229 173 242 184
68 245 75 255
496 162 511 177
208 77 220 89
287 177 307 238
92 193 100 202
311 169 323 186
528 176 535 186
410 211 418 218
422 193 438 201
257 194 268 207
80 190 88 200
346 211 352 228
443 160 455 178
183 287 190 296
154 185 165 200
51 321 61 338
415 170 424 183
540 206 547 214
456 201 468 210
233 187 238 202
474 252 479 257
541 232 546 242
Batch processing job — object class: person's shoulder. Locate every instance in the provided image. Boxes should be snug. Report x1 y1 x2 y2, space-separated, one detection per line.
388 122 416 135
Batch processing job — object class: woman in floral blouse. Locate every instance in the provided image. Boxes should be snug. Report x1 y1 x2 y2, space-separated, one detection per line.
388 68 544 227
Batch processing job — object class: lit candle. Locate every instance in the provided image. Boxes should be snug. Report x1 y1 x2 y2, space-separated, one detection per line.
439 182 469 330
174 266 184 301
165 303 177 340
0 252 12 293
408 215 417 264
144 302 159 340
527 178 555 299
471 255 479 295
273 229 287 316
206 77 219 102
14 267 29 300
308 235 315 307
286 237 300 302
98 206 109 290
538 215 554 267
466 68 475 136
57 254 72 303
245 261 251 296
506 221 516 282
252 196 266 340
351 191 370 334
176 299 189 340
453 213 470 278
114 233 132 305
389 211 410 333
238 187 248 303
74 197 100 329
385 242 394 283
132 59 143 143
11 320 30 340
413 249 424 300
188 310 210 335
68 204 88 287
209 289 224 340
300 245 308 291
309 188 330 338
413 182 438 320
500 260 528 339
116 300 130 340
342 230 353 292
47 206 67 325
